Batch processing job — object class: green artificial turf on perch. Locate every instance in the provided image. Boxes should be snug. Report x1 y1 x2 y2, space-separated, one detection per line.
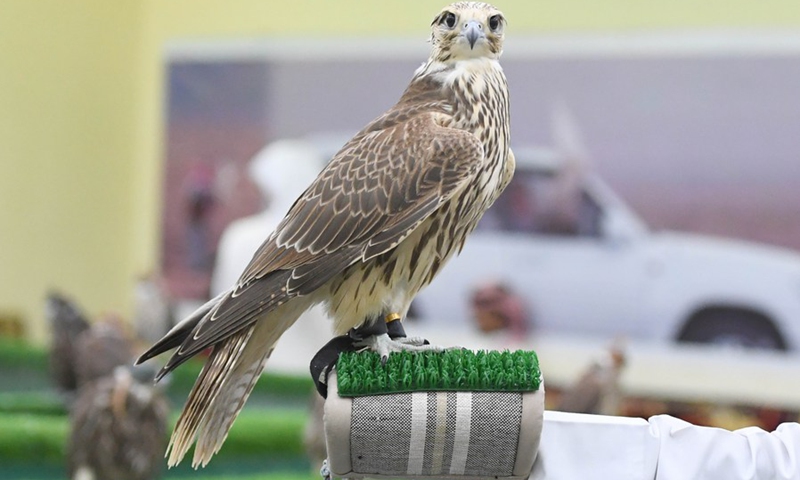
336 349 541 396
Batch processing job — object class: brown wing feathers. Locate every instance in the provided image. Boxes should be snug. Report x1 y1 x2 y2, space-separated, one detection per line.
142 107 483 382
136 290 228 366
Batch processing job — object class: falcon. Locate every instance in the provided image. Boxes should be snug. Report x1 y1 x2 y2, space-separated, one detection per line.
68 366 169 480
46 291 91 397
138 1 514 467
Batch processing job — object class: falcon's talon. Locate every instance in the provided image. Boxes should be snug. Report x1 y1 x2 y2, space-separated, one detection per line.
394 336 430 347
355 333 446 360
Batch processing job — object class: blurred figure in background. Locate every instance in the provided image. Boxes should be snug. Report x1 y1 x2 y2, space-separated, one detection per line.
183 161 217 272
469 281 532 341
132 273 173 345
541 102 591 236
46 291 91 401
211 139 325 295
496 180 541 233
556 339 627 415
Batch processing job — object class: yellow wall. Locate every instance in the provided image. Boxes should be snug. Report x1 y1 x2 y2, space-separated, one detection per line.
3 0 800 344
147 0 800 36
0 0 145 342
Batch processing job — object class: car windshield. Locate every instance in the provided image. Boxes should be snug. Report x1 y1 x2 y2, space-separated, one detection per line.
478 170 603 237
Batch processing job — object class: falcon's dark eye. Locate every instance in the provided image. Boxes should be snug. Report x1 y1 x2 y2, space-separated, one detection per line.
441 12 456 28
488 14 502 32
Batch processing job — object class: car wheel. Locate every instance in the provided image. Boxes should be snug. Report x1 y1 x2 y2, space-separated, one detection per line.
677 309 787 351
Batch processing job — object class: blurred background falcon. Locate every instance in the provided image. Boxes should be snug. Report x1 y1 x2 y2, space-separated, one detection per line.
138 1 514 467
46 291 91 401
556 340 628 415
72 312 138 388
67 366 169 480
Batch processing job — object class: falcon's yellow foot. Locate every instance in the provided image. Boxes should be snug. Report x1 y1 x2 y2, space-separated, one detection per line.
355 333 445 365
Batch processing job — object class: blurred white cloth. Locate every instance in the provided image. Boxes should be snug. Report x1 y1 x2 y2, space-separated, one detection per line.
531 411 800 480
211 139 333 374
211 211 280 298
649 414 800 480
211 139 325 296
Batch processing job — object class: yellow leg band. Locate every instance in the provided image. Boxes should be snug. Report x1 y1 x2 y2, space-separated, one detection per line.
385 312 402 323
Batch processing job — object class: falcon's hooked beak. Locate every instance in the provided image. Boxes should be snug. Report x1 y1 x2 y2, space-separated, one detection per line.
462 20 485 49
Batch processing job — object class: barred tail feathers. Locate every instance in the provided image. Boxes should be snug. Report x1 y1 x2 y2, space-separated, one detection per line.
165 302 308 468
166 326 254 467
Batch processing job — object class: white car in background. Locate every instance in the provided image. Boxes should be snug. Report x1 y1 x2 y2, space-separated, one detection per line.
413 147 800 351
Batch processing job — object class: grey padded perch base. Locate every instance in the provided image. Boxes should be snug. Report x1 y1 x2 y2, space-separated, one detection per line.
322 371 545 480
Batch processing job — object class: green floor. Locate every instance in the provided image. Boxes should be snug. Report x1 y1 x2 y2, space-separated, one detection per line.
0 339 320 480
0 407 318 480
3 468 317 480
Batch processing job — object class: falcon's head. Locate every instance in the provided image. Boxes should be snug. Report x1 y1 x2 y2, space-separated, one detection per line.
429 2 506 62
